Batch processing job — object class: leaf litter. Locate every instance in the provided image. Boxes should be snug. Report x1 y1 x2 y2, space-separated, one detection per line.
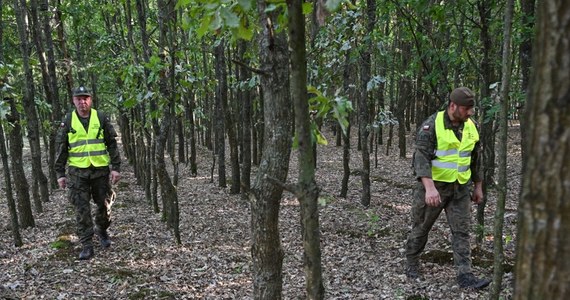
0 124 521 299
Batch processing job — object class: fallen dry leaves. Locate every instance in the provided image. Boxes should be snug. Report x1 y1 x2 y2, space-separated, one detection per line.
0 124 521 299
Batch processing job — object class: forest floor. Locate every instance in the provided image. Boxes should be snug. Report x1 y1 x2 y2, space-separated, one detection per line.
0 123 522 300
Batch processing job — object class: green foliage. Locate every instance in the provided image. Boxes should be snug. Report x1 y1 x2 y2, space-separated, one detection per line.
371 109 398 133
180 0 255 40
325 0 356 13
366 212 380 237
504 234 513 246
0 99 8 122
50 238 73 250
307 86 352 136
366 75 386 92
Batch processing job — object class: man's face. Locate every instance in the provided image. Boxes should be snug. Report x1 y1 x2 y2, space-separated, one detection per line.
451 102 475 123
73 95 92 113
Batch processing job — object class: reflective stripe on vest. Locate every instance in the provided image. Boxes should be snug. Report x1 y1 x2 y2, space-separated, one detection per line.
431 111 479 184
67 109 110 168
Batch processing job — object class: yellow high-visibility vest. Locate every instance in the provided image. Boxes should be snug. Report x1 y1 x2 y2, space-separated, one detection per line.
67 109 110 168
432 111 479 184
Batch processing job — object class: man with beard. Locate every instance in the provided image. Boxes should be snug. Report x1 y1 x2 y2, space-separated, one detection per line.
405 87 491 289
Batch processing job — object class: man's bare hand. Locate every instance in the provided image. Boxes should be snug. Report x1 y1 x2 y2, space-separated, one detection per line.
110 171 121 185
57 177 67 189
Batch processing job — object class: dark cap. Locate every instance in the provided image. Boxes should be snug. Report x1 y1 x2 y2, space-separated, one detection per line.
450 87 475 107
72 86 92 97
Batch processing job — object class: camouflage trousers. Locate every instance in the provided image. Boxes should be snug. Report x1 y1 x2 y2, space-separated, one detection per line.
405 181 473 276
68 167 115 246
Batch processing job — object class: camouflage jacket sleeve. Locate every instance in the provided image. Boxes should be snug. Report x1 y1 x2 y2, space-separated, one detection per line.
100 112 121 173
54 116 70 179
413 113 438 180
470 126 482 183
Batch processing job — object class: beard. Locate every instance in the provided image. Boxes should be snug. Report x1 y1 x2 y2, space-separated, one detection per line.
452 109 470 123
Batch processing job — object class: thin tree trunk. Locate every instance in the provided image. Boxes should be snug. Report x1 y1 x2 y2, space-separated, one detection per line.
0 122 22 246
251 1 292 297
518 0 535 168
397 39 411 159
288 0 324 297
340 51 352 198
214 41 227 188
6 98 35 228
490 0 513 297
0 4 22 246
238 41 252 198
225 46 240 194
476 0 497 245
358 0 375 207
514 1 570 298
14 0 49 211
39 0 61 189
54 0 73 97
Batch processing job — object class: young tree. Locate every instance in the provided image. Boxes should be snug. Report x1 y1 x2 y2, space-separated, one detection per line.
14 0 50 210
288 0 324 297
0 0 22 246
6 97 35 228
491 0 514 297
214 40 227 188
250 0 292 297
358 0 375 207
514 1 570 298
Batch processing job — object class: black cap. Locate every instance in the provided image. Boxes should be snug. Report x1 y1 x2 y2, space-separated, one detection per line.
72 86 92 97
450 87 475 106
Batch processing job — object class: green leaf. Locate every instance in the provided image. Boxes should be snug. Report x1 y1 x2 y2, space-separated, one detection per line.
221 7 240 28
175 0 192 9
325 0 343 12
315 128 328 145
205 2 219 10
123 97 138 109
238 0 252 11
265 3 279 12
302 2 313 14
236 22 254 40
210 12 223 31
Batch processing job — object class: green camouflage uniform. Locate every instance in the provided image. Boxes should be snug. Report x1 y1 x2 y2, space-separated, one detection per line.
55 110 121 247
406 109 482 276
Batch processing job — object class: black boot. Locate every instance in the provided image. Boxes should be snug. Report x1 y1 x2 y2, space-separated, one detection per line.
96 229 111 248
457 273 491 289
79 245 94 260
405 264 422 280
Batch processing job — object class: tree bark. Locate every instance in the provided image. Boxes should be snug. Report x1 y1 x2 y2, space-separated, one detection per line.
491 0 514 297
238 40 252 198
250 1 292 297
155 0 179 240
0 122 22 246
224 46 240 194
514 1 570 298
38 0 61 189
518 0 535 166
54 0 73 98
214 41 227 188
397 39 410 159
340 52 352 198
358 0 375 207
0 3 23 246
14 0 49 211
476 0 497 245
288 0 324 297
6 98 35 228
